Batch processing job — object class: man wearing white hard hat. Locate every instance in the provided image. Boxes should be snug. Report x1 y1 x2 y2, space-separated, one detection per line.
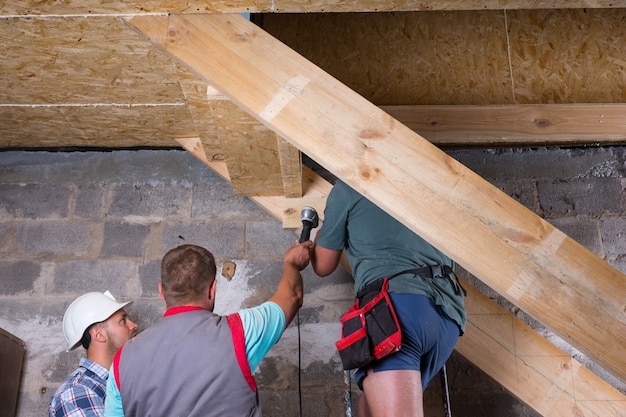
49 291 138 417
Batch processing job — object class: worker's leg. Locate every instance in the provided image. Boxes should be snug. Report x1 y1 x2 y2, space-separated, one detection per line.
361 369 423 417
355 293 459 417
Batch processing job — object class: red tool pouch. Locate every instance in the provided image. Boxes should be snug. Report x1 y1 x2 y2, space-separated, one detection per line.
335 278 402 370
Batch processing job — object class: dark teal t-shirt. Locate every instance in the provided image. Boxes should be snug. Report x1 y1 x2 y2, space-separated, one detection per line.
317 181 466 334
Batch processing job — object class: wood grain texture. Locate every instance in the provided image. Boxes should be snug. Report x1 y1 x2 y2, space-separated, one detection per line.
2 0 625 15
382 104 626 146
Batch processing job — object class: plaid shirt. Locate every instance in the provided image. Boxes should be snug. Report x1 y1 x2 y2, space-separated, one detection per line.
49 357 108 417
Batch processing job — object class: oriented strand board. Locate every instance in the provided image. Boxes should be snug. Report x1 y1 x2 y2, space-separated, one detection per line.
0 16 198 148
0 17 186 105
261 11 513 105
209 99 289 196
0 105 195 148
175 64 221 155
261 9 626 105
508 9 626 104
2 0 625 15
0 1 270 15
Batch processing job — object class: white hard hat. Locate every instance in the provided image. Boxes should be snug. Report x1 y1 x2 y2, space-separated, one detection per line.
62 291 133 351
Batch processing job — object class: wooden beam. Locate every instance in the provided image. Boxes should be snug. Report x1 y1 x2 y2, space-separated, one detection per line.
129 14 626 385
3 0 625 15
456 276 626 416
173 141 626 416
382 104 626 147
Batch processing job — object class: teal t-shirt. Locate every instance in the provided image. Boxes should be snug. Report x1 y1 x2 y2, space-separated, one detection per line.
316 181 466 333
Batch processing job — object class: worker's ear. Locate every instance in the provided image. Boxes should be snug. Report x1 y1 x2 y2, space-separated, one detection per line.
208 279 217 301
158 282 165 302
90 324 107 344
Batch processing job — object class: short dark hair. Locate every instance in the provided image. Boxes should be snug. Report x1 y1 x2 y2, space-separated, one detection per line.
80 321 105 350
80 325 93 350
161 245 217 307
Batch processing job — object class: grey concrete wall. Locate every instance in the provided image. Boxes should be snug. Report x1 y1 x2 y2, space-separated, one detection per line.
0 147 624 417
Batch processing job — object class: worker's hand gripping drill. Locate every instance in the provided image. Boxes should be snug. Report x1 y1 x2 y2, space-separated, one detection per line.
285 206 318 270
299 206 319 243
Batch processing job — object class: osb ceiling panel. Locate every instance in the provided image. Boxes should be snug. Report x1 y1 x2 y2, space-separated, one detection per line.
508 9 626 103
1 17 185 105
1 0 624 15
263 11 512 105
0 16 198 147
261 9 626 105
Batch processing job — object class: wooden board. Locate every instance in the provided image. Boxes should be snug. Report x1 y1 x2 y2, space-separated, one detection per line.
0 105 195 148
456 278 626 416
2 0 625 15
0 327 25 417
128 14 626 384
209 98 289 196
382 104 626 146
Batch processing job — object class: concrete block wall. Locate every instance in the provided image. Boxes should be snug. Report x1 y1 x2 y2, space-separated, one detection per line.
0 147 624 417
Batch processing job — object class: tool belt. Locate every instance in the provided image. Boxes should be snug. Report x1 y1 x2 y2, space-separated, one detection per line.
335 265 456 371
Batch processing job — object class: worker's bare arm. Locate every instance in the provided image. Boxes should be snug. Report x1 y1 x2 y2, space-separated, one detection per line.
268 241 310 327
311 236 342 277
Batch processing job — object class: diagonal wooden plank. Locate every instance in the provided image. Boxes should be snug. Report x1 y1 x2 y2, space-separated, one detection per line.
127 14 626 385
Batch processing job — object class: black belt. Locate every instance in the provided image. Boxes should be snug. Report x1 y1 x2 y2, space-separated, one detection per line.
357 265 465 300
387 265 454 281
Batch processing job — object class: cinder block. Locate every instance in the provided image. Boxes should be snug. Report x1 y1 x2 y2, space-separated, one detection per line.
550 217 602 255
537 178 622 216
245 221 296 258
161 221 245 259
0 223 11 253
74 184 105 219
108 183 192 217
102 222 150 258
52 259 137 297
138 259 161 297
17 222 91 256
600 218 626 256
0 184 70 219
490 178 538 213
192 182 271 220
0 261 40 295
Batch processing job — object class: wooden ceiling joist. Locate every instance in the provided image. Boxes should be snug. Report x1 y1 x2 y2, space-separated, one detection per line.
126 13 626 389
2 0 625 15
382 104 626 147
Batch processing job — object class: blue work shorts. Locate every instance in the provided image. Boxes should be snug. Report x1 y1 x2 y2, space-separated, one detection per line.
354 293 459 391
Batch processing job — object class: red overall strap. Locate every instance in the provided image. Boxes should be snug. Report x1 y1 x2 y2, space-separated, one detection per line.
112 344 125 392
227 313 257 392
